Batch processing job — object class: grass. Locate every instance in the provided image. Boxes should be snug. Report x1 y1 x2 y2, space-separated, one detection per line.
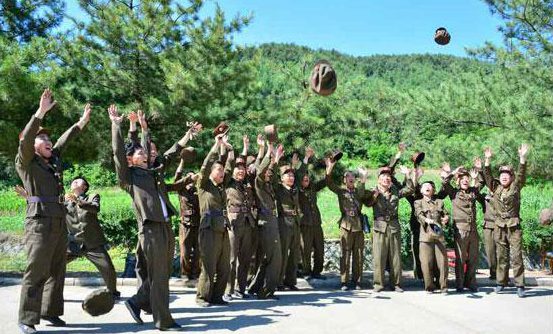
1 174 552 273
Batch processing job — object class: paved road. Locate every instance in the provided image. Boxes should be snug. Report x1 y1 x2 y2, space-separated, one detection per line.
1 284 552 333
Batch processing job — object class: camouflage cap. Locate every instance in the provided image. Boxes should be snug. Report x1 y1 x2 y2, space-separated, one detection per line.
378 166 392 176
499 165 514 175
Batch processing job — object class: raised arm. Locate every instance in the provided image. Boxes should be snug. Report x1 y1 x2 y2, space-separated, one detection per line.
54 104 90 153
483 147 497 192
325 157 341 194
198 139 221 189
108 105 130 190
514 143 529 191
16 89 57 168
397 165 415 198
223 138 235 186
255 134 265 168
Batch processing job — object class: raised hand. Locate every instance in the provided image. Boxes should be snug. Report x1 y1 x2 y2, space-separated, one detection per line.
222 134 232 149
415 167 424 181
257 134 265 147
291 152 299 167
243 134 250 150
473 156 482 170
469 168 479 180
137 110 147 131
325 157 335 175
398 142 407 153
14 185 28 199
518 143 529 161
305 146 315 160
399 165 410 175
186 121 202 139
275 144 284 162
484 147 493 159
357 167 369 182
128 111 138 124
77 103 92 129
107 104 123 124
37 88 57 117
440 162 451 179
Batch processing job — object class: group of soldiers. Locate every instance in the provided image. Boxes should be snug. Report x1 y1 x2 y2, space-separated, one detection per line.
15 89 546 333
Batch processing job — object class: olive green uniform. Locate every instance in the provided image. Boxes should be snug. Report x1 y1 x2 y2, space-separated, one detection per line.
225 155 256 295
440 177 480 290
196 143 231 304
65 193 117 294
168 173 201 279
248 151 282 298
364 180 414 290
17 116 81 326
415 198 449 292
327 174 366 286
274 175 302 288
297 165 326 277
477 192 497 279
112 123 179 329
483 163 527 287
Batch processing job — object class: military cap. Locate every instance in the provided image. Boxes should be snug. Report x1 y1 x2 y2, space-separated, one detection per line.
329 149 343 162
310 60 337 96
434 27 451 45
421 180 436 188
213 122 230 137
411 151 426 166
19 126 50 141
264 124 278 143
456 167 469 177
378 166 393 176
82 289 114 316
246 155 256 166
499 165 514 175
179 146 197 164
280 164 295 175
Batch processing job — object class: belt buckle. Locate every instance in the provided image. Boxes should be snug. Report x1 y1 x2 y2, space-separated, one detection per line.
222 209 228 217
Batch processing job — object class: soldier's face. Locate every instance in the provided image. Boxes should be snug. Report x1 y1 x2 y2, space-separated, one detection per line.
149 142 158 163
301 175 310 188
378 173 392 189
71 179 87 195
344 173 355 189
131 148 148 168
499 172 513 187
34 134 53 159
282 172 295 187
233 165 246 181
211 163 225 184
459 175 470 190
420 183 435 197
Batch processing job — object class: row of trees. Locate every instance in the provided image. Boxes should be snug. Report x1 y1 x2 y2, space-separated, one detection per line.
0 0 551 185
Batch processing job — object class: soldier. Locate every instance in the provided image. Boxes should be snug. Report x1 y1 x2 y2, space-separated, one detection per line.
439 163 482 292
415 181 450 294
195 133 233 306
109 105 191 331
364 165 415 293
16 90 91 334
225 135 256 299
65 176 120 299
326 158 368 291
248 140 283 299
482 144 529 298
169 161 201 281
247 136 265 282
274 148 303 291
297 147 327 280
476 178 498 281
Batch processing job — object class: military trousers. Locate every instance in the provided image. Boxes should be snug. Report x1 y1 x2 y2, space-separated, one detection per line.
130 222 175 329
197 227 230 303
278 222 300 287
453 228 479 290
179 224 200 279
300 224 325 276
227 220 253 294
483 226 497 279
248 218 282 297
67 245 117 294
339 228 364 285
372 226 402 289
494 225 525 287
19 217 67 325
420 240 448 291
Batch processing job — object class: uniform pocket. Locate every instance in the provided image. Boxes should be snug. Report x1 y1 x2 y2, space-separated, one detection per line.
26 216 52 235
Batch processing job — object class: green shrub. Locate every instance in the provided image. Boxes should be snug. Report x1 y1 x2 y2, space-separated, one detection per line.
64 163 117 188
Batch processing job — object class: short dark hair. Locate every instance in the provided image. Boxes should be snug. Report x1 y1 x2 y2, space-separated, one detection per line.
125 142 143 156
211 160 225 171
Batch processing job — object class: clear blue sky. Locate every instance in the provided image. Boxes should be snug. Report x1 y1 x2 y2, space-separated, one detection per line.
64 0 505 57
